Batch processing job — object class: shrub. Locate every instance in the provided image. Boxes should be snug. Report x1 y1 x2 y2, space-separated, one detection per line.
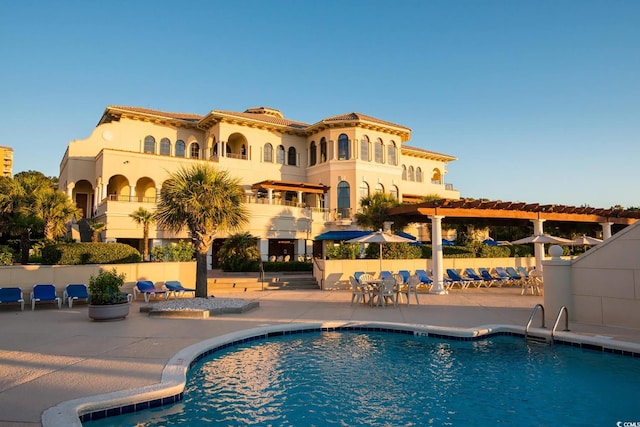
87 268 129 305
326 243 360 260
364 243 422 259
151 240 194 262
0 245 14 266
41 242 141 265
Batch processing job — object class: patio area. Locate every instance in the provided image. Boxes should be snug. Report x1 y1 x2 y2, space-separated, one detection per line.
2 286 640 426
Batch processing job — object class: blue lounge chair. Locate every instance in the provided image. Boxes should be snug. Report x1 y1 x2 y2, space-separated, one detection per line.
517 266 531 280
398 270 411 284
478 268 509 287
494 267 515 285
0 287 25 311
134 280 168 302
415 269 433 285
63 284 89 308
445 269 473 289
31 284 61 310
164 281 196 299
463 268 486 288
379 271 393 280
505 267 524 285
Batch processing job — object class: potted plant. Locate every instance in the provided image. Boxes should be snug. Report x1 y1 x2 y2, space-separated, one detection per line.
87 268 130 321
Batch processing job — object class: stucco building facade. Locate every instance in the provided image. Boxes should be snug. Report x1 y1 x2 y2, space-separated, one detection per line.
59 105 459 265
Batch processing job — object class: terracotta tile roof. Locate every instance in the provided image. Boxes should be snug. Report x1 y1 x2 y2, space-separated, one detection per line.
321 112 411 131
213 110 309 129
107 106 203 121
402 144 457 161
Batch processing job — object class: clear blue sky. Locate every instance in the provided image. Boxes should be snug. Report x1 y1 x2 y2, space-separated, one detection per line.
1 0 638 209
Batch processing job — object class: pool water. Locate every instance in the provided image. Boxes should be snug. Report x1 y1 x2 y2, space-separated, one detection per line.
85 331 639 426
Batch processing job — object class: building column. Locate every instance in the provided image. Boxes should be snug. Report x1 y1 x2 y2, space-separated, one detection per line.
297 191 303 206
267 188 273 205
259 238 269 262
155 187 162 203
129 185 135 202
429 215 447 294
600 222 612 240
65 182 75 199
101 183 107 202
532 218 546 271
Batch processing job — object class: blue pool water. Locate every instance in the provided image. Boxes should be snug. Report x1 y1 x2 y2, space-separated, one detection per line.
85 331 639 426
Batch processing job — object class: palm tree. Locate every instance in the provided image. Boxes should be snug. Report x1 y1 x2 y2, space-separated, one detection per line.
154 165 248 297
34 187 81 240
355 192 406 232
87 219 106 242
217 232 260 271
130 207 154 260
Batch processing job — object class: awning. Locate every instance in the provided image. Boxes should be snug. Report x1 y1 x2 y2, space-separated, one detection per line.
314 230 371 241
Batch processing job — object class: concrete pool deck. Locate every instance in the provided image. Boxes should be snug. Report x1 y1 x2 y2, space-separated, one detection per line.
2 286 640 426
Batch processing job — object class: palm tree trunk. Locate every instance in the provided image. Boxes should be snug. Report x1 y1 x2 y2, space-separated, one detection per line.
195 251 208 297
20 229 31 264
143 226 149 261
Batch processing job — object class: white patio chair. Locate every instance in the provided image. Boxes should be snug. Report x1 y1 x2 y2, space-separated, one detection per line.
349 276 370 305
374 277 397 308
397 274 420 305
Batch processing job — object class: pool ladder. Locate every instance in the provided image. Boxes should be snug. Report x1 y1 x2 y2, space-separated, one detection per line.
525 304 570 345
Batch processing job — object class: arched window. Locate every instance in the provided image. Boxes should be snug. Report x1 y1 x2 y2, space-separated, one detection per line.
374 138 384 163
408 166 414 181
360 135 370 161
190 142 200 159
416 167 423 182
277 145 285 164
264 143 273 162
310 141 317 166
387 141 397 166
337 133 349 160
320 138 327 163
402 165 407 180
175 140 185 157
159 138 171 156
143 136 156 154
375 183 384 193
288 147 297 165
389 185 398 200
337 181 350 218
432 168 442 184
359 181 369 200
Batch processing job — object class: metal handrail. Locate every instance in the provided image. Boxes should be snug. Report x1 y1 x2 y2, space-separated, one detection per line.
551 305 570 343
525 303 546 342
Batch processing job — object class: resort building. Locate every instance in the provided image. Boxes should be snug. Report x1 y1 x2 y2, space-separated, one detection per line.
0 145 13 177
58 105 459 265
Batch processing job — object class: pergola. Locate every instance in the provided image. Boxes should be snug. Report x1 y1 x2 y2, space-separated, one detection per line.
388 199 640 294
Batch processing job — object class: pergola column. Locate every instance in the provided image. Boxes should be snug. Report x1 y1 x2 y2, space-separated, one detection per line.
297 190 303 206
267 188 273 205
601 222 612 240
429 215 447 294
532 218 546 271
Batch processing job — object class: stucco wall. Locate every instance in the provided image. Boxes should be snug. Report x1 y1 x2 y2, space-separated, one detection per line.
568 221 640 329
0 262 196 297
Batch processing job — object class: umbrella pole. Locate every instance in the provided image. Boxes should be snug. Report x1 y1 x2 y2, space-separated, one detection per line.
379 244 382 273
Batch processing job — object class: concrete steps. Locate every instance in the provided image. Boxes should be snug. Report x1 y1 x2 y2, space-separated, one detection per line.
208 271 319 293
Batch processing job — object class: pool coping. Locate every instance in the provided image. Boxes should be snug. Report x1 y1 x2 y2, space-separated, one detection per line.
41 321 640 427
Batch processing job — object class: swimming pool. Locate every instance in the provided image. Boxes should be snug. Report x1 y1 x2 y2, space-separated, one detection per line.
82 327 640 426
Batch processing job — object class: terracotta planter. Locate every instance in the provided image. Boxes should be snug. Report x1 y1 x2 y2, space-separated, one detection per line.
88 303 130 321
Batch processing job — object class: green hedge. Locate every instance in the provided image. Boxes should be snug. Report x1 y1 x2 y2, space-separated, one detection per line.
41 242 142 265
0 245 13 266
